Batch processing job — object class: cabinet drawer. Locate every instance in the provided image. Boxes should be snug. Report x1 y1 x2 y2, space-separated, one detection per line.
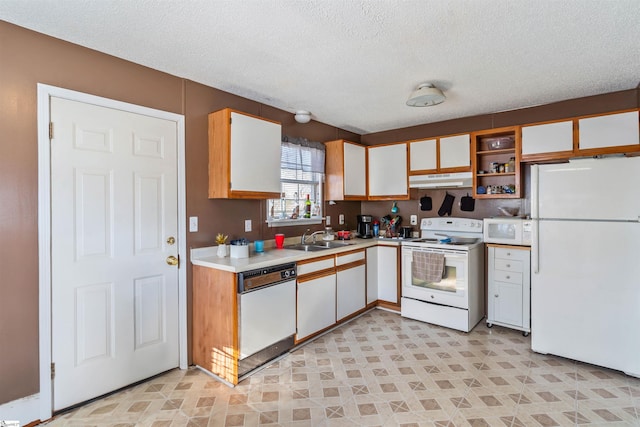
336 249 365 266
494 258 523 273
493 270 523 285
298 256 335 276
494 247 529 262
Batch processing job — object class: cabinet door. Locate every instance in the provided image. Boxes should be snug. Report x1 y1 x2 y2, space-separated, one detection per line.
366 247 378 304
297 273 336 340
579 111 640 150
409 139 437 172
440 134 470 169
337 264 366 320
377 246 398 303
343 142 367 197
230 112 281 193
368 144 408 197
490 281 523 328
522 121 574 156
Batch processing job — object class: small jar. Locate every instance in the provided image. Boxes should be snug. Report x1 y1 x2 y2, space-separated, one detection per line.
498 164 505 173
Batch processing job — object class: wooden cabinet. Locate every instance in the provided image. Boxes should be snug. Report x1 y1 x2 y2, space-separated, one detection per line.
578 110 639 152
409 138 437 172
324 139 367 200
296 256 336 341
368 143 409 200
471 126 521 199
208 108 282 199
192 265 239 384
336 249 366 321
487 245 530 335
297 270 336 341
409 134 470 174
521 110 640 162
366 245 400 308
440 134 471 169
521 120 574 160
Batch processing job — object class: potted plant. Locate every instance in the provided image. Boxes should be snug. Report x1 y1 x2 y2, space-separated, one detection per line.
216 233 228 257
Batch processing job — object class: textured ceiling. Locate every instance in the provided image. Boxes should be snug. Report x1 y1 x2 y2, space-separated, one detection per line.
1 0 639 134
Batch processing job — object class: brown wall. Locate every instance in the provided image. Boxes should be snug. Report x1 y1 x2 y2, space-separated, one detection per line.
1 18 638 411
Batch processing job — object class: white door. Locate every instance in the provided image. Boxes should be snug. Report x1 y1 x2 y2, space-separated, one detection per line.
50 97 179 410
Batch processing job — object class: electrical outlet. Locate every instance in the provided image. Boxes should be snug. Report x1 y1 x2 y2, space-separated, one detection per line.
189 216 198 232
325 215 331 226
410 215 418 225
339 214 345 225
244 219 252 232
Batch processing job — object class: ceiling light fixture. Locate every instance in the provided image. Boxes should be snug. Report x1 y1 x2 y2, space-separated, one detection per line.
294 110 311 123
406 83 446 107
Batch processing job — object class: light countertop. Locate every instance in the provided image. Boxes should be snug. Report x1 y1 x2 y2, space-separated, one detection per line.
191 238 400 273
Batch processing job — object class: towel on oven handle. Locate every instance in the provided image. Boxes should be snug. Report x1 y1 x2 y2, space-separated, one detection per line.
412 251 445 284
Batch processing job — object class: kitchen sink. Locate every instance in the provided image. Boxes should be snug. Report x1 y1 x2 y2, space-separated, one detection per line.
285 244 330 252
313 240 353 248
285 241 353 252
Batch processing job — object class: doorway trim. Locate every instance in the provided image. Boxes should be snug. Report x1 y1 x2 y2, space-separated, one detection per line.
37 83 188 421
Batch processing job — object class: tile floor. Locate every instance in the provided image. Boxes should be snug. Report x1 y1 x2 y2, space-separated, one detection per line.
43 309 640 426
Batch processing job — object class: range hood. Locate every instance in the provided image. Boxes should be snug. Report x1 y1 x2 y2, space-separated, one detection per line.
409 172 473 189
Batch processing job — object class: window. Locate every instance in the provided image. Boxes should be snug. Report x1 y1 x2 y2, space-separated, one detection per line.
267 138 325 227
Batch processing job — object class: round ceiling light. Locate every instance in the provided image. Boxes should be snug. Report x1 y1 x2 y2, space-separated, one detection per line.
294 110 311 123
406 83 446 107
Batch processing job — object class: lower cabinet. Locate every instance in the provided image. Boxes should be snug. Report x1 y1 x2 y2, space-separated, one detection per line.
337 263 366 321
487 245 531 335
297 271 336 341
366 245 400 306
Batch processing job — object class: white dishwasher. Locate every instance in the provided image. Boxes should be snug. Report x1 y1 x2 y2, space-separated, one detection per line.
237 263 297 377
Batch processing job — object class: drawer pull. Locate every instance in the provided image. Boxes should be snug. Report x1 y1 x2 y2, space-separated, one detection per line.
506 276 510 279
506 252 511 256
494 294 499 298
506 264 511 268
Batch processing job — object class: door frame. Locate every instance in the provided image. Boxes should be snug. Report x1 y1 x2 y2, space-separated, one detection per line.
37 84 188 420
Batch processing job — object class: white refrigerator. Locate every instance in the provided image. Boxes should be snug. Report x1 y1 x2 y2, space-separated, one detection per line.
531 156 640 377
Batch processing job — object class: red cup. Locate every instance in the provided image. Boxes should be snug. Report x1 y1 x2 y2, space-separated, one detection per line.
275 233 285 249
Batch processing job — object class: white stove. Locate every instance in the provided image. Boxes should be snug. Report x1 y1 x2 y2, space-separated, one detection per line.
401 217 485 332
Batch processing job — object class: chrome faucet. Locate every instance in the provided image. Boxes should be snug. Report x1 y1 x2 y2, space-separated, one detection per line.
301 229 323 244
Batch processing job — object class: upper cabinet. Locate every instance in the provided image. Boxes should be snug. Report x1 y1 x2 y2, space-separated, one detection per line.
324 139 367 201
208 108 282 199
521 120 574 161
471 126 522 199
578 110 639 152
521 110 640 162
368 143 409 200
408 134 471 174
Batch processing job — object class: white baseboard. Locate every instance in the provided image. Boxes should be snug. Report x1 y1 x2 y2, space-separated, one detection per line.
0 394 40 426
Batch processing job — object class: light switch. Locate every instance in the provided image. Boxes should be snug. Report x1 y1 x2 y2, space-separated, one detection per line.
325 215 331 226
189 216 198 232
410 215 418 225
244 219 252 232
339 214 345 225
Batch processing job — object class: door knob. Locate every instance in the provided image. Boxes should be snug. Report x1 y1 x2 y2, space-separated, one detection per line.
166 236 176 245
166 255 179 266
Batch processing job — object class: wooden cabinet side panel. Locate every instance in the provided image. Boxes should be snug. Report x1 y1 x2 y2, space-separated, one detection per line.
324 139 346 201
208 109 232 198
192 265 238 383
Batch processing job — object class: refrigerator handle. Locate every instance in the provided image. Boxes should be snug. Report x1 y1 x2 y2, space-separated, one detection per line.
532 219 539 274
531 165 539 220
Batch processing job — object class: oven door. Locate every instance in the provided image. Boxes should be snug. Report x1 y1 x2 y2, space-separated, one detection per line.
402 246 469 309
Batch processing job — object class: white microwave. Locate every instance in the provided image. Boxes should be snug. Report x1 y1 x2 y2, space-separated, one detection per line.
483 218 532 246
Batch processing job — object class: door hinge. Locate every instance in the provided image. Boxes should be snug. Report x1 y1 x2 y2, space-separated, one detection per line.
49 122 54 140
51 362 55 380
229 117 232 125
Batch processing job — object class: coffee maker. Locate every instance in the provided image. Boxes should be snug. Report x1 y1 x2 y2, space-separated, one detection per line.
357 215 373 238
